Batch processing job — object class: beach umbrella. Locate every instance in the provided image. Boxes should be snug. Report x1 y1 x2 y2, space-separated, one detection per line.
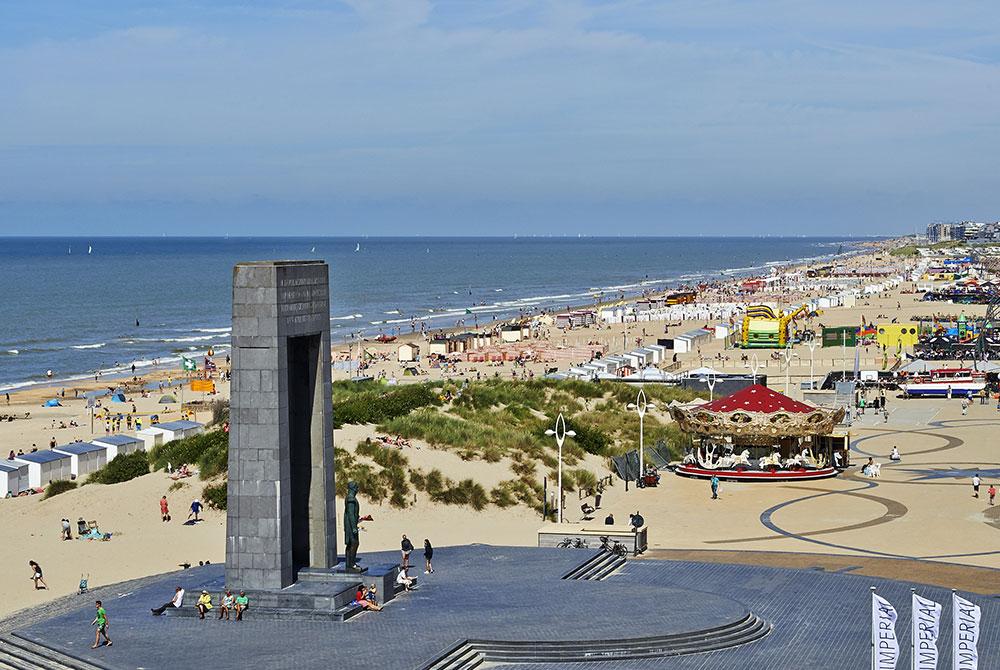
158 394 177 404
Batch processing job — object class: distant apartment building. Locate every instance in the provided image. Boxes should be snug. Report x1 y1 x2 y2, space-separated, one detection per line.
926 221 1000 242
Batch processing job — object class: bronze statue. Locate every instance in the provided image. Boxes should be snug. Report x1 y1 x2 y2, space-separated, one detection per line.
343 481 371 572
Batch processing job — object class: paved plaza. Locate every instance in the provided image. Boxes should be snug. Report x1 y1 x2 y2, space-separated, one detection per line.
6 544 998 669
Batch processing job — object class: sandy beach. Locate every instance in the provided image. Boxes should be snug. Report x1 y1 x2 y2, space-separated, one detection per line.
4 237 998 620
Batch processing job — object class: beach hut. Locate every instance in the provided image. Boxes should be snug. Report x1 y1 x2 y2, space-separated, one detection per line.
158 420 203 443
397 342 420 363
14 450 73 489
92 434 144 460
0 459 29 496
53 442 108 478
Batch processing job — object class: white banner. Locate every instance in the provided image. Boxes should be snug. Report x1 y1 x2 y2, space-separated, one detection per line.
952 592 981 670
911 592 942 670
873 591 900 670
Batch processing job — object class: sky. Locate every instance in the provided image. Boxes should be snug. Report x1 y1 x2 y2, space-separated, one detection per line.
1 0 999 236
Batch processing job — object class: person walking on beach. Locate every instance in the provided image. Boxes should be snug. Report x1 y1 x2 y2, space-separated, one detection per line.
400 534 413 569
961 396 970 416
973 472 981 498
29 561 47 590
189 498 202 522
91 600 112 648
424 539 434 574
710 475 719 500
989 484 997 506
160 496 170 522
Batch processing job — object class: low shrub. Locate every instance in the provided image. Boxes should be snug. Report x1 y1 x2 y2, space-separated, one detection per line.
168 481 187 492
333 383 440 428
44 480 77 499
148 430 228 480
203 482 227 510
88 451 150 485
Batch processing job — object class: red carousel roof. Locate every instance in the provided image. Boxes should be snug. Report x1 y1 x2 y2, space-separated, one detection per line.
700 384 815 414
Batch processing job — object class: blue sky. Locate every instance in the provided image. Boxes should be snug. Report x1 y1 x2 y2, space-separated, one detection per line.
1 0 998 235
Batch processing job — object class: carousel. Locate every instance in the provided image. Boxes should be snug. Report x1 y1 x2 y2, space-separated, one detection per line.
668 384 848 482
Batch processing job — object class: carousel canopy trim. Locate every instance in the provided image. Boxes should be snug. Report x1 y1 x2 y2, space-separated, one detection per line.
669 384 845 441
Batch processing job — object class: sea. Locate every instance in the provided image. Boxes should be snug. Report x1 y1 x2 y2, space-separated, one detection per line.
0 236 865 391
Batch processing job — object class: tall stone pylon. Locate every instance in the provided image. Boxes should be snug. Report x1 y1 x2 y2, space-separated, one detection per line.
225 260 336 590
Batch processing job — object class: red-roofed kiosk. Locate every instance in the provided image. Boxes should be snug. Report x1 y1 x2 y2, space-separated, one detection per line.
668 384 848 481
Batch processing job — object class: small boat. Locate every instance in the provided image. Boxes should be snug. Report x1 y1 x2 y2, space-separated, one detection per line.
899 368 985 398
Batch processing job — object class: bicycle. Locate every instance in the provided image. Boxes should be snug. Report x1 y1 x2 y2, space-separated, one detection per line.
599 536 628 558
557 537 589 549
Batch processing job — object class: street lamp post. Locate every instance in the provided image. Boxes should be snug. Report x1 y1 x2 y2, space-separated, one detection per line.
627 388 656 483
706 373 718 401
781 346 800 396
544 413 576 523
805 340 819 390
746 353 761 385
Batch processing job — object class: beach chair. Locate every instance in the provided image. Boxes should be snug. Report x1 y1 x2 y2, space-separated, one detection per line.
580 502 595 521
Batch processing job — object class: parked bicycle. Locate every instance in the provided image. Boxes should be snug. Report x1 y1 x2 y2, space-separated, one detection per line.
557 537 589 549
599 536 628 558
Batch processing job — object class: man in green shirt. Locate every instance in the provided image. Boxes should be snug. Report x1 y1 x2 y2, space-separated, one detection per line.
91 600 112 648
234 591 249 621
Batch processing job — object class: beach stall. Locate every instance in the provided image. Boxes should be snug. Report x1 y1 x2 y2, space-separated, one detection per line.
0 459 29 496
53 442 108 478
14 450 73 489
92 434 144 460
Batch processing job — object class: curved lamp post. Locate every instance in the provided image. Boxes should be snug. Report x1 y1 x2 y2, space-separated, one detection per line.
544 413 576 523
805 340 820 390
781 346 800 396
627 388 656 482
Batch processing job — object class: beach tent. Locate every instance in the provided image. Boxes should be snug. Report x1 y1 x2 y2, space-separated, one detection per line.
13 450 73 489
110 393 126 403
158 394 177 404
0 459 29 496
92 434 144 460
53 442 108 478
43 399 62 407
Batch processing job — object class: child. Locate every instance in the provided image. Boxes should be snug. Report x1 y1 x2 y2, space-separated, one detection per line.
989 484 997 506
28 561 47 590
91 600 112 649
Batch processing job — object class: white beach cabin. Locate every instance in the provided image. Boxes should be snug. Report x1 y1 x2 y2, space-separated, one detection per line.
14 450 73 489
0 459 29 497
91 434 144 460
53 442 108 478
137 420 204 450
397 342 420 363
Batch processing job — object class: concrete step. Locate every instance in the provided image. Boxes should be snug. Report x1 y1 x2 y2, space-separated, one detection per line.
561 550 625 581
0 636 102 670
162 603 365 622
422 612 772 666
421 642 483 670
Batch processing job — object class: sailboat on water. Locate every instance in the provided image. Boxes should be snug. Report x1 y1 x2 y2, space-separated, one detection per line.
87 245 93 255
355 243 361 252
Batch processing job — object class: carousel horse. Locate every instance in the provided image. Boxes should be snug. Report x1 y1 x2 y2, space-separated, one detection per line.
697 445 720 470
733 449 751 467
681 448 697 466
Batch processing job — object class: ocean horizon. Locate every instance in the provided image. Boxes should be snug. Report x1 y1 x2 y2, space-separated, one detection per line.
0 235 867 391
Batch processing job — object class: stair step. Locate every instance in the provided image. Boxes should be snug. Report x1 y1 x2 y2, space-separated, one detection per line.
421 612 772 667
0 636 100 670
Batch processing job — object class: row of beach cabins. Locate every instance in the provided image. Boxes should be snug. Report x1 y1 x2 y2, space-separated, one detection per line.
0 420 204 498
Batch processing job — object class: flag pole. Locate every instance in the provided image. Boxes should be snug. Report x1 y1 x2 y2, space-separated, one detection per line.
871 586 877 670
951 589 956 670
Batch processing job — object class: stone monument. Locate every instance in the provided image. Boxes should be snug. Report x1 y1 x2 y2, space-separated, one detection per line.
225 260 337 591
